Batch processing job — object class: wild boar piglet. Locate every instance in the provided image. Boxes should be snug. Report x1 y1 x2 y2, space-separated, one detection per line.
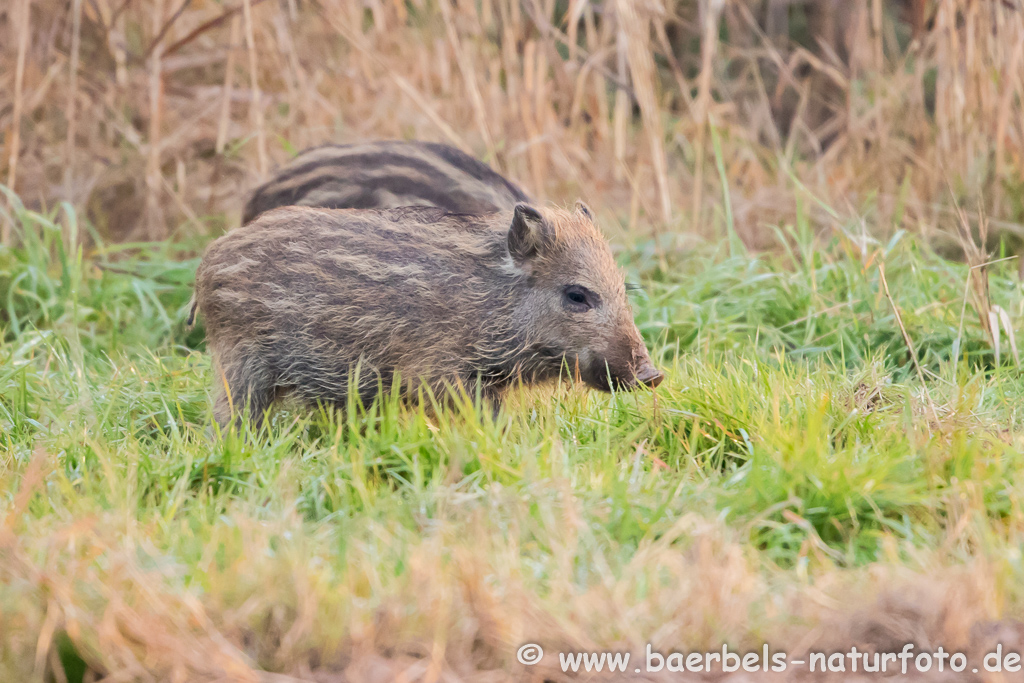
242 140 529 223
192 202 663 426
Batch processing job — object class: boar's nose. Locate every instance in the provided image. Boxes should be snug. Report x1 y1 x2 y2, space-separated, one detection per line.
634 363 664 388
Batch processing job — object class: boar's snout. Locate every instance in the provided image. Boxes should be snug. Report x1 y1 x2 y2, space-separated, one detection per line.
587 345 663 392
633 362 664 388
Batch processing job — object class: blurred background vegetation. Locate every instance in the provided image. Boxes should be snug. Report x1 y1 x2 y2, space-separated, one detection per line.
1 0 1022 249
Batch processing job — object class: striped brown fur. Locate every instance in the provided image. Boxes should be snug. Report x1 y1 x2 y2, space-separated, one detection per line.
194 202 662 426
241 140 530 223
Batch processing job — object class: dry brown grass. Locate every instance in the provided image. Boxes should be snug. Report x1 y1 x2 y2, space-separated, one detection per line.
0 451 1011 682
0 0 1022 244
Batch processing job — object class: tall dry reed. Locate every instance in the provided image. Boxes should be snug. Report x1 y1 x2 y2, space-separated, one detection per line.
0 0 1021 244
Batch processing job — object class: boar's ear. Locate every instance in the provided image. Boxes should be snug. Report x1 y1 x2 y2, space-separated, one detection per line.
574 200 594 221
508 203 549 263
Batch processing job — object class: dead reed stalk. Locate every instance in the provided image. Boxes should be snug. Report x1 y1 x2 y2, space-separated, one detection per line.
3 0 31 244
616 0 671 225
438 0 499 171
215 16 240 155
692 0 723 228
145 0 166 240
242 0 268 178
63 0 82 205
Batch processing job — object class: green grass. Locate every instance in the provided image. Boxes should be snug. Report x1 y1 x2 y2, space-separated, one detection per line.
2 190 1024 679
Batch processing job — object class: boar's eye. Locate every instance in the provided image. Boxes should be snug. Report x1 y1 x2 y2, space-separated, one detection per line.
563 285 597 312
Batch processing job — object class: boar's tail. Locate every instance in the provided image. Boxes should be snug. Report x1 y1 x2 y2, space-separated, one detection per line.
185 295 199 328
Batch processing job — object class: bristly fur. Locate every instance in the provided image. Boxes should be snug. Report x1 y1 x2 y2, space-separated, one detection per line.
242 140 530 223
193 203 661 426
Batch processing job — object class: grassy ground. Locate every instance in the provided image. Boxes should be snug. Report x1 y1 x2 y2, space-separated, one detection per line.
3 188 1024 681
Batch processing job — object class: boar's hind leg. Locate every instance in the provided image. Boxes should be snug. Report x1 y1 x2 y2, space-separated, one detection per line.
211 354 276 430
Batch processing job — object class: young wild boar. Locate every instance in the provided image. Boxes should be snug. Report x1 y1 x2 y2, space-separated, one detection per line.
193 202 662 426
242 140 530 223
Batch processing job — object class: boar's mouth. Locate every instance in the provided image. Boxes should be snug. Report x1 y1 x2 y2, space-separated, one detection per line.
585 357 663 392
529 346 663 391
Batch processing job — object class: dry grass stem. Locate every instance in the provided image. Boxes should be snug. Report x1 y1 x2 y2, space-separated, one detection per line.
878 262 938 423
